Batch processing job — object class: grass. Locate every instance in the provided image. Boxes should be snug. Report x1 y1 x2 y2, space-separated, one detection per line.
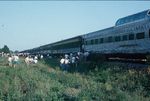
0 57 150 101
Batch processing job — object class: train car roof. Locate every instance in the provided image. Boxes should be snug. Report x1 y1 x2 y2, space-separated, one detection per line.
84 26 114 37
51 35 82 46
21 35 82 53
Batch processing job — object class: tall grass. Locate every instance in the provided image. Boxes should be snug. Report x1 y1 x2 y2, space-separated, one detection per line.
0 57 150 101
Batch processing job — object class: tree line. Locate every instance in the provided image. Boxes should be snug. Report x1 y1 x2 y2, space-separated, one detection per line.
0 45 10 53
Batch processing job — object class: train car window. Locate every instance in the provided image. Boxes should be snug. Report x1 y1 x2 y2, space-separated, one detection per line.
104 38 108 43
115 36 121 42
108 36 113 42
86 41 89 45
129 34 134 40
91 40 94 45
85 41 88 45
95 39 98 44
99 38 104 43
136 32 145 39
87 40 91 45
122 35 128 41
85 41 87 45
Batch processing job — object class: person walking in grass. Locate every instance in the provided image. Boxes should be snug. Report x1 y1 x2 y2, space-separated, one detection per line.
12 54 19 68
25 56 30 65
8 55 12 67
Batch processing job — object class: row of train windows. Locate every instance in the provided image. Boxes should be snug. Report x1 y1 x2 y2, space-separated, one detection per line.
85 32 146 45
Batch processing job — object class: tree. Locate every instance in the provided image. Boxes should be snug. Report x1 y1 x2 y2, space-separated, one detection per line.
1 45 10 53
14 50 19 54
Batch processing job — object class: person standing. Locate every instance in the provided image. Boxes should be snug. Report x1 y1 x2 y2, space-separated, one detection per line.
8 55 12 67
25 56 30 65
40 55 43 59
12 55 19 68
34 55 38 60
60 57 65 70
64 57 70 71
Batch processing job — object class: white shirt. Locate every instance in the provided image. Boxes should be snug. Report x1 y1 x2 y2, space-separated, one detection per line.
40 55 43 59
13 56 19 62
34 56 38 60
71 57 76 63
34 59 38 63
29 58 33 62
8 57 12 62
64 59 70 64
25 57 29 63
60 58 65 64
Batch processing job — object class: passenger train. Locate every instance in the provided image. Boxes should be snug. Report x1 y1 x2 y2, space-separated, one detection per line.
21 9 150 60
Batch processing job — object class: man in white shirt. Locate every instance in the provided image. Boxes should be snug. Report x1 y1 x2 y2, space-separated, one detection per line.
60 57 65 70
40 55 43 59
12 55 19 68
64 58 70 71
8 55 12 67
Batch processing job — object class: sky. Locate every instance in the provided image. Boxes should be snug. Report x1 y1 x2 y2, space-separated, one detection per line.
0 1 149 51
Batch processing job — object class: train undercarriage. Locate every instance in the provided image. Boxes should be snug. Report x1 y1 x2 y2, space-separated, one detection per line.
86 53 150 63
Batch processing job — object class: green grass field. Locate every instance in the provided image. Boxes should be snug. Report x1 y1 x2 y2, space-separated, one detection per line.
0 57 150 101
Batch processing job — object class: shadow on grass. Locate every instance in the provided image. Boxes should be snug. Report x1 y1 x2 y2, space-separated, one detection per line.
43 58 102 74
43 58 60 69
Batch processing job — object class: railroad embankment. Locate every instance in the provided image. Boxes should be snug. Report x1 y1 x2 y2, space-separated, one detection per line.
0 57 150 101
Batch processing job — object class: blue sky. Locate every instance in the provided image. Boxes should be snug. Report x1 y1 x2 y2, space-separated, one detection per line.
0 1 149 51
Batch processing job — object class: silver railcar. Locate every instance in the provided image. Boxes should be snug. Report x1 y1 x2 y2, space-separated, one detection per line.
83 10 150 58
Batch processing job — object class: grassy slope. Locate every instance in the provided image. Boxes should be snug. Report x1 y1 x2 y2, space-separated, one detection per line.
0 57 150 101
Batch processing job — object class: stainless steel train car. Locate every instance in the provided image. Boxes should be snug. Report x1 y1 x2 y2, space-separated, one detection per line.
21 9 150 59
21 44 53 55
22 36 83 56
83 9 150 59
49 36 83 55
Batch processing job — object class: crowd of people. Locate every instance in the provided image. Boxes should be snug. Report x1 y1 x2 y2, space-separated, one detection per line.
25 55 38 65
6 53 44 67
1 51 90 71
59 52 89 71
24 54 44 65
